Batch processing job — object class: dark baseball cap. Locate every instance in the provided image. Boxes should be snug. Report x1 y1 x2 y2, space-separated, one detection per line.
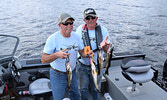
83 8 97 19
58 13 74 24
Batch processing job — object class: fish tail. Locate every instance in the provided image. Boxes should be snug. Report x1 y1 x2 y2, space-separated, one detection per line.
67 85 70 90
105 69 109 75
97 88 101 93
66 84 71 92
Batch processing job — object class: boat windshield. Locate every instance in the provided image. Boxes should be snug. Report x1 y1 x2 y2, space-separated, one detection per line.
0 35 19 59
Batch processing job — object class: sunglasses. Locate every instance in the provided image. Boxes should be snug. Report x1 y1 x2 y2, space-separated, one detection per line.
85 16 96 20
61 22 73 26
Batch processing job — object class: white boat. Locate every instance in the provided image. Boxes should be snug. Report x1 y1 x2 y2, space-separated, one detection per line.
0 34 167 100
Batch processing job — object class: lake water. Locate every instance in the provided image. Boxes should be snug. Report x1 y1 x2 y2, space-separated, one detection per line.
0 0 167 75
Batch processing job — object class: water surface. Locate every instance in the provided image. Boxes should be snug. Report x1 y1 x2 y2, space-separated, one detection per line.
0 0 167 74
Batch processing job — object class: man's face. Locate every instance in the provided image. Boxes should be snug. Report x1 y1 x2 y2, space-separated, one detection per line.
84 16 98 30
59 19 73 36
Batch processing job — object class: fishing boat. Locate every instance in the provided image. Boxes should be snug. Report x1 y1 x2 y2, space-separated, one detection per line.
0 34 167 100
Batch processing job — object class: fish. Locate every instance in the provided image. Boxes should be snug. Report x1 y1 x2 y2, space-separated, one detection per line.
97 49 103 75
89 56 101 93
65 57 72 89
104 45 114 75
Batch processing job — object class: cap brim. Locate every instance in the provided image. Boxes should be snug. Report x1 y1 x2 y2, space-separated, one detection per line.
84 14 96 18
62 17 74 23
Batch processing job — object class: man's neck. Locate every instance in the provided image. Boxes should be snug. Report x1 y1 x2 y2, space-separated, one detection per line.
87 23 97 30
88 27 95 30
60 30 70 37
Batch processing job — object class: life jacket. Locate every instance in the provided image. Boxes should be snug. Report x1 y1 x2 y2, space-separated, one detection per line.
81 24 102 52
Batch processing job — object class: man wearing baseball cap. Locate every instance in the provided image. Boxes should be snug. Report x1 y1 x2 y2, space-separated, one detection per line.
76 8 112 100
42 13 90 100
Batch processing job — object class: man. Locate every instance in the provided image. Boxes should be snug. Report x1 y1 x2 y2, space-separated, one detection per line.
76 8 112 100
41 13 90 100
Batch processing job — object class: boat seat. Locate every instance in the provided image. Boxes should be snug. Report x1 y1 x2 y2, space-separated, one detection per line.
121 57 154 91
29 78 52 99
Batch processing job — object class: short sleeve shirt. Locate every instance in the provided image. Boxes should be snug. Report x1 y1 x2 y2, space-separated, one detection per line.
43 31 82 72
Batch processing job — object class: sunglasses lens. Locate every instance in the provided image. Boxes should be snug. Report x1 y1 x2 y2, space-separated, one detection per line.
85 16 96 20
85 17 90 20
62 22 73 26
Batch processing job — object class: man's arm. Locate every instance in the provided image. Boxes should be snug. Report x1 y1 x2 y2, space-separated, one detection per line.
41 53 58 63
41 48 70 63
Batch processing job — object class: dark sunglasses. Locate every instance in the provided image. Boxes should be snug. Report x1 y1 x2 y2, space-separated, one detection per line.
85 16 96 20
61 22 73 26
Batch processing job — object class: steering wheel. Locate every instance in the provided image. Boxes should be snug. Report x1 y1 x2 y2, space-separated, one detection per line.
8 60 20 82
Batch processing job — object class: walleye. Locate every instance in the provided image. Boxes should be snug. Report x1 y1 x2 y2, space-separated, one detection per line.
97 49 103 75
104 44 114 75
65 57 72 89
89 56 100 93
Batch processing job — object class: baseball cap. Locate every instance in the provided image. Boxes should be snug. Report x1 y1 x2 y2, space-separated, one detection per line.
58 13 74 24
83 8 97 19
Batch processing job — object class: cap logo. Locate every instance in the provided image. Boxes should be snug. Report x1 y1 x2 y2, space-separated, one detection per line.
85 9 94 14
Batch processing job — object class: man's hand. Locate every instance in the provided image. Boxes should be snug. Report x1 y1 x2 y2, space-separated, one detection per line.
100 36 112 53
87 50 94 58
79 49 94 58
57 48 70 59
